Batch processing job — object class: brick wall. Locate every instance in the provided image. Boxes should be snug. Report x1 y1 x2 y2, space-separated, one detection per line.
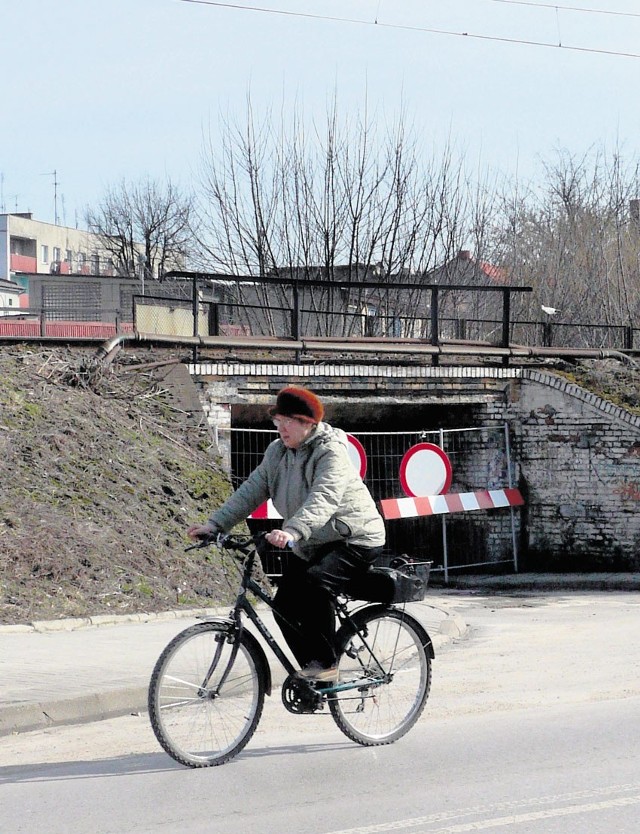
191 362 640 570
489 370 640 569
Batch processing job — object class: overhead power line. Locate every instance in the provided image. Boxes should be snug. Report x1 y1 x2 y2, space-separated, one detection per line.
486 0 640 19
179 0 640 60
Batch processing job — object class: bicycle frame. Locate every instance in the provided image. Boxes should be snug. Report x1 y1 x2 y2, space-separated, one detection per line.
237 569 297 678
215 540 396 696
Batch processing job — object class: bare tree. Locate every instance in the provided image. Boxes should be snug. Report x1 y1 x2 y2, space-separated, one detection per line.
86 177 194 279
194 100 496 339
494 146 640 346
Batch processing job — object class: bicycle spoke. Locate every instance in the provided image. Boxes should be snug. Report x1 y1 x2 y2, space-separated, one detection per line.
148 622 265 767
329 608 431 745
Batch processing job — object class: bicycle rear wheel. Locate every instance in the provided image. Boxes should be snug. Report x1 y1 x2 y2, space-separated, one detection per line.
329 606 432 746
148 621 266 767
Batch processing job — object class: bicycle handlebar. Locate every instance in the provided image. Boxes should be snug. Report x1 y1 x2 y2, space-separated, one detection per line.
186 531 299 555
184 535 220 552
185 531 262 554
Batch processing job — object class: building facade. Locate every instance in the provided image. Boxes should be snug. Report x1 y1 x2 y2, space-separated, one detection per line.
0 278 24 310
0 213 126 286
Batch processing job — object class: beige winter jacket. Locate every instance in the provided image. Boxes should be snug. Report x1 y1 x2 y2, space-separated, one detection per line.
208 422 386 560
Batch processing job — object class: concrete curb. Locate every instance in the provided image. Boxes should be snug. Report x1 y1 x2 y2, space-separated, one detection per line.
6 575 638 735
437 572 640 592
0 607 222 635
4 573 639 635
1 603 467 736
0 688 148 737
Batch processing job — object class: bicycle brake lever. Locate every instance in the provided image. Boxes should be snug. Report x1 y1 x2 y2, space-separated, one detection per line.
185 541 207 552
184 533 223 552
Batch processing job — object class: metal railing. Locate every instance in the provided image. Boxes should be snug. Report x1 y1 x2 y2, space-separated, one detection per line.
139 272 640 355
164 271 532 350
3 276 639 354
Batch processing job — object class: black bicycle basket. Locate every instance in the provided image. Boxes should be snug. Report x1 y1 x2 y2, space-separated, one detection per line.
368 558 431 603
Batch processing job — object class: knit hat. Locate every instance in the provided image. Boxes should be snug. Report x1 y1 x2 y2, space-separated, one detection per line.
271 386 324 424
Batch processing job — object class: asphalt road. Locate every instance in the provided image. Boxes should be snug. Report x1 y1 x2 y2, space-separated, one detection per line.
2 592 639 834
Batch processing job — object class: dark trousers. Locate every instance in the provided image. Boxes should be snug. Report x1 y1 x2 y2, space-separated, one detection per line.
272 541 384 669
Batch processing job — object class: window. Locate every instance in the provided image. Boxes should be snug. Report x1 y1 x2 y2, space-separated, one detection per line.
41 245 49 263
53 246 61 263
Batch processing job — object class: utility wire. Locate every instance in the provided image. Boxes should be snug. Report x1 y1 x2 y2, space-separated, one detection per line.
486 0 640 20
179 0 640 60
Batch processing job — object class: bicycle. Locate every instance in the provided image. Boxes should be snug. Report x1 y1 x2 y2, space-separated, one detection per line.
148 533 434 768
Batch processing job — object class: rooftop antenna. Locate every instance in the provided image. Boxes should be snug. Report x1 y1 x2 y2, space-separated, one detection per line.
41 169 59 223
0 172 4 212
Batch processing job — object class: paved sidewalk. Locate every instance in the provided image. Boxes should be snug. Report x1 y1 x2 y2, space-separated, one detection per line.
0 601 465 737
3 573 638 738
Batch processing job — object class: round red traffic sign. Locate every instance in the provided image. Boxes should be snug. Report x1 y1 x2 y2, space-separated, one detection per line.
346 434 367 479
399 442 452 497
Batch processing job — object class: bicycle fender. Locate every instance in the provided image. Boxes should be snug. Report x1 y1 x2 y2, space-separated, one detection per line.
195 615 235 627
402 611 435 660
337 603 435 660
239 628 273 697
195 617 273 695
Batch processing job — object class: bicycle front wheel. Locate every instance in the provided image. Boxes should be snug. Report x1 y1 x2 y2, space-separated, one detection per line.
329 607 432 746
148 621 266 768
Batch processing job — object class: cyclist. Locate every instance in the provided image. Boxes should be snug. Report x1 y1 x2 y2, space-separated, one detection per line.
187 385 387 683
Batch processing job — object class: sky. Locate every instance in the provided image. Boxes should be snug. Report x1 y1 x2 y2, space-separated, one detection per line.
2 0 640 227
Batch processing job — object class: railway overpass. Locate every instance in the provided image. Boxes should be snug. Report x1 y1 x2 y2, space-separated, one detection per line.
2 279 639 573
157 343 639 577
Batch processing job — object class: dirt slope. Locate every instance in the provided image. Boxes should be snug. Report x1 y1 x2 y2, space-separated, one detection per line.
0 344 239 624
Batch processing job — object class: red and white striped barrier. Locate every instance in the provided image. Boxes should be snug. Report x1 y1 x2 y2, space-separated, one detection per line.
250 489 524 521
249 499 282 519
380 488 524 520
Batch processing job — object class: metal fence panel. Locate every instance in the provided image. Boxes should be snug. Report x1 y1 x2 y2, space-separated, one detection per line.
220 425 520 580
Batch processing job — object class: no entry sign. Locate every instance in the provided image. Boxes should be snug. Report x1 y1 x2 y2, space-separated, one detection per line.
346 433 367 479
399 442 452 497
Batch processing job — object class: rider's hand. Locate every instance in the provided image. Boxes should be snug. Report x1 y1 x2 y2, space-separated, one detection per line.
187 522 221 541
265 529 295 549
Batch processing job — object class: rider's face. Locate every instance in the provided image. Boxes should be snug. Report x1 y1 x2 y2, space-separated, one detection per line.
272 415 315 449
